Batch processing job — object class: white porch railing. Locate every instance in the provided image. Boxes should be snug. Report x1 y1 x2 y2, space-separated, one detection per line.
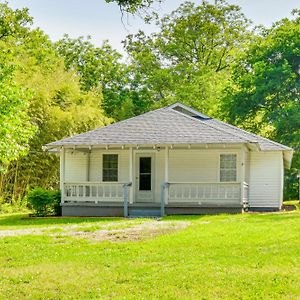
167 182 242 205
63 182 126 203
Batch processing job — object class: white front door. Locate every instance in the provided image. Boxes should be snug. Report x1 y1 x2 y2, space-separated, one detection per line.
135 153 155 203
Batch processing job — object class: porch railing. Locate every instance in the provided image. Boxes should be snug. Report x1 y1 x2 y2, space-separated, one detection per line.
168 182 242 205
63 182 126 203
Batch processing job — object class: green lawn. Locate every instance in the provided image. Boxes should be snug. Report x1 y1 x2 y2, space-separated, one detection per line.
0 204 299 299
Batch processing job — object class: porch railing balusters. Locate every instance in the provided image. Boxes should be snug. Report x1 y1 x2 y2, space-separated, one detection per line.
168 182 244 205
63 182 126 203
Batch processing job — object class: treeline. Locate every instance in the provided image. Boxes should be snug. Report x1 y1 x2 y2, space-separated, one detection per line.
0 1 299 202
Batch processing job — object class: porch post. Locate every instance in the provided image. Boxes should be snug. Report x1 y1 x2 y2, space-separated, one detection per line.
60 147 65 203
86 148 92 200
164 145 169 204
241 148 246 206
129 146 133 204
86 149 91 181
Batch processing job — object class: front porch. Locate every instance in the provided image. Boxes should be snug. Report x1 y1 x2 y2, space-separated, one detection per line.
59 144 250 217
61 181 249 217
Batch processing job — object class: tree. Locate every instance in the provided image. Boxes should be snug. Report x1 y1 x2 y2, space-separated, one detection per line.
123 0 251 116
0 3 32 39
56 35 150 120
222 12 300 199
0 3 111 201
0 64 36 173
105 0 159 14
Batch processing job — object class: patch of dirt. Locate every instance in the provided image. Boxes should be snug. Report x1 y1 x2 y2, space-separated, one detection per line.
0 220 190 242
71 221 190 242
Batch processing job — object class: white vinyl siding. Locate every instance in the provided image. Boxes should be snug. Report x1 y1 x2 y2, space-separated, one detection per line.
168 149 241 183
65 150 88 182
248 151 283 208
244 150 250 183
65 149 129 183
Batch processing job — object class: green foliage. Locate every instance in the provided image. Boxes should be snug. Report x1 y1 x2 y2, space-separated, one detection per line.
27 188 61 216
56 35 148 120
105 0 157 14
0 3 32 39
0 3 111 201
0 64 36 172
0 198 29 214
222 12 300 199
123 0 251 116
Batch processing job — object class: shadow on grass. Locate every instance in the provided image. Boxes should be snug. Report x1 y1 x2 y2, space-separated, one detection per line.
0 213 123 228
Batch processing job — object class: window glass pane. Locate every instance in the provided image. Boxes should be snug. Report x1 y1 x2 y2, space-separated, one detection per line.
220 154 237 182
139 174 151 190
140 157 151 173
103 154 118 182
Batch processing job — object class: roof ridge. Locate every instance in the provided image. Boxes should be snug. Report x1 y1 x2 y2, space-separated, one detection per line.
169 108 247 143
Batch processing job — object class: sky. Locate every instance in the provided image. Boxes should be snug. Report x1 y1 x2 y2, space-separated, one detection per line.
5 0 300 53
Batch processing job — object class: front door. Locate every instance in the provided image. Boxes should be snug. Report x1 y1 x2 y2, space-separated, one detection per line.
135 154 154 203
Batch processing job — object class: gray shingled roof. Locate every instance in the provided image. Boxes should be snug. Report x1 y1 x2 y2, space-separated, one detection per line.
46 103 292 151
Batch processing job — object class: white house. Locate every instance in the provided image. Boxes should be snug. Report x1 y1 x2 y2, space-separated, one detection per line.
45 103 293 217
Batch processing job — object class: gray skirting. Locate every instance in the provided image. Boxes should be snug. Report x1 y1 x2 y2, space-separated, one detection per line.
165 206 242 215
62 205 123 217
61 202 243 217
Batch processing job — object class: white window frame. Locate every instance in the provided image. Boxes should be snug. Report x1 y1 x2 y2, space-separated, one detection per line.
219 153 237 182
102 153 119 182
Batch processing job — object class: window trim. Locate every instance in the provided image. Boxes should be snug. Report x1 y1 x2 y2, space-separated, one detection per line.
102 153 119 182
219 153 238 183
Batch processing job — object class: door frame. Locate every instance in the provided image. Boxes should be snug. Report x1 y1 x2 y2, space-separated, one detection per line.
134 151 156 203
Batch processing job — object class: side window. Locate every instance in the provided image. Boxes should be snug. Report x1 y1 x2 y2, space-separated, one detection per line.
102 154 118 182
220 154 237 182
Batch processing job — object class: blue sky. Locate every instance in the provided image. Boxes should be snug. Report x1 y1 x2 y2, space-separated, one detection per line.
5 0 300 53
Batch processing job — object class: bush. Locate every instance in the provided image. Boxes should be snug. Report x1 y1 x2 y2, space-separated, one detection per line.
27 188 61 216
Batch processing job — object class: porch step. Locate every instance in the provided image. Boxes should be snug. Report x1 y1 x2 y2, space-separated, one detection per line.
129 209 161 217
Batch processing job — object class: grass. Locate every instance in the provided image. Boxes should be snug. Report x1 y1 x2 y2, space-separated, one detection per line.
0 213 123 230
0 207 300 299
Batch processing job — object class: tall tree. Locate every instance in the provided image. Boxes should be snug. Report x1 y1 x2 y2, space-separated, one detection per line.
56 35 150 120
0 3 110 201
222 12 300 199
123 0 252 116
0 4 36 173
0 64 36 174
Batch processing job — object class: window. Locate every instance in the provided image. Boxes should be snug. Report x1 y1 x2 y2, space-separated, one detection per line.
102 154 118 182
220 154 237 182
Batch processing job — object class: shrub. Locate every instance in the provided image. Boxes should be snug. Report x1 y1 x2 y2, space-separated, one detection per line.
27 188 61 216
